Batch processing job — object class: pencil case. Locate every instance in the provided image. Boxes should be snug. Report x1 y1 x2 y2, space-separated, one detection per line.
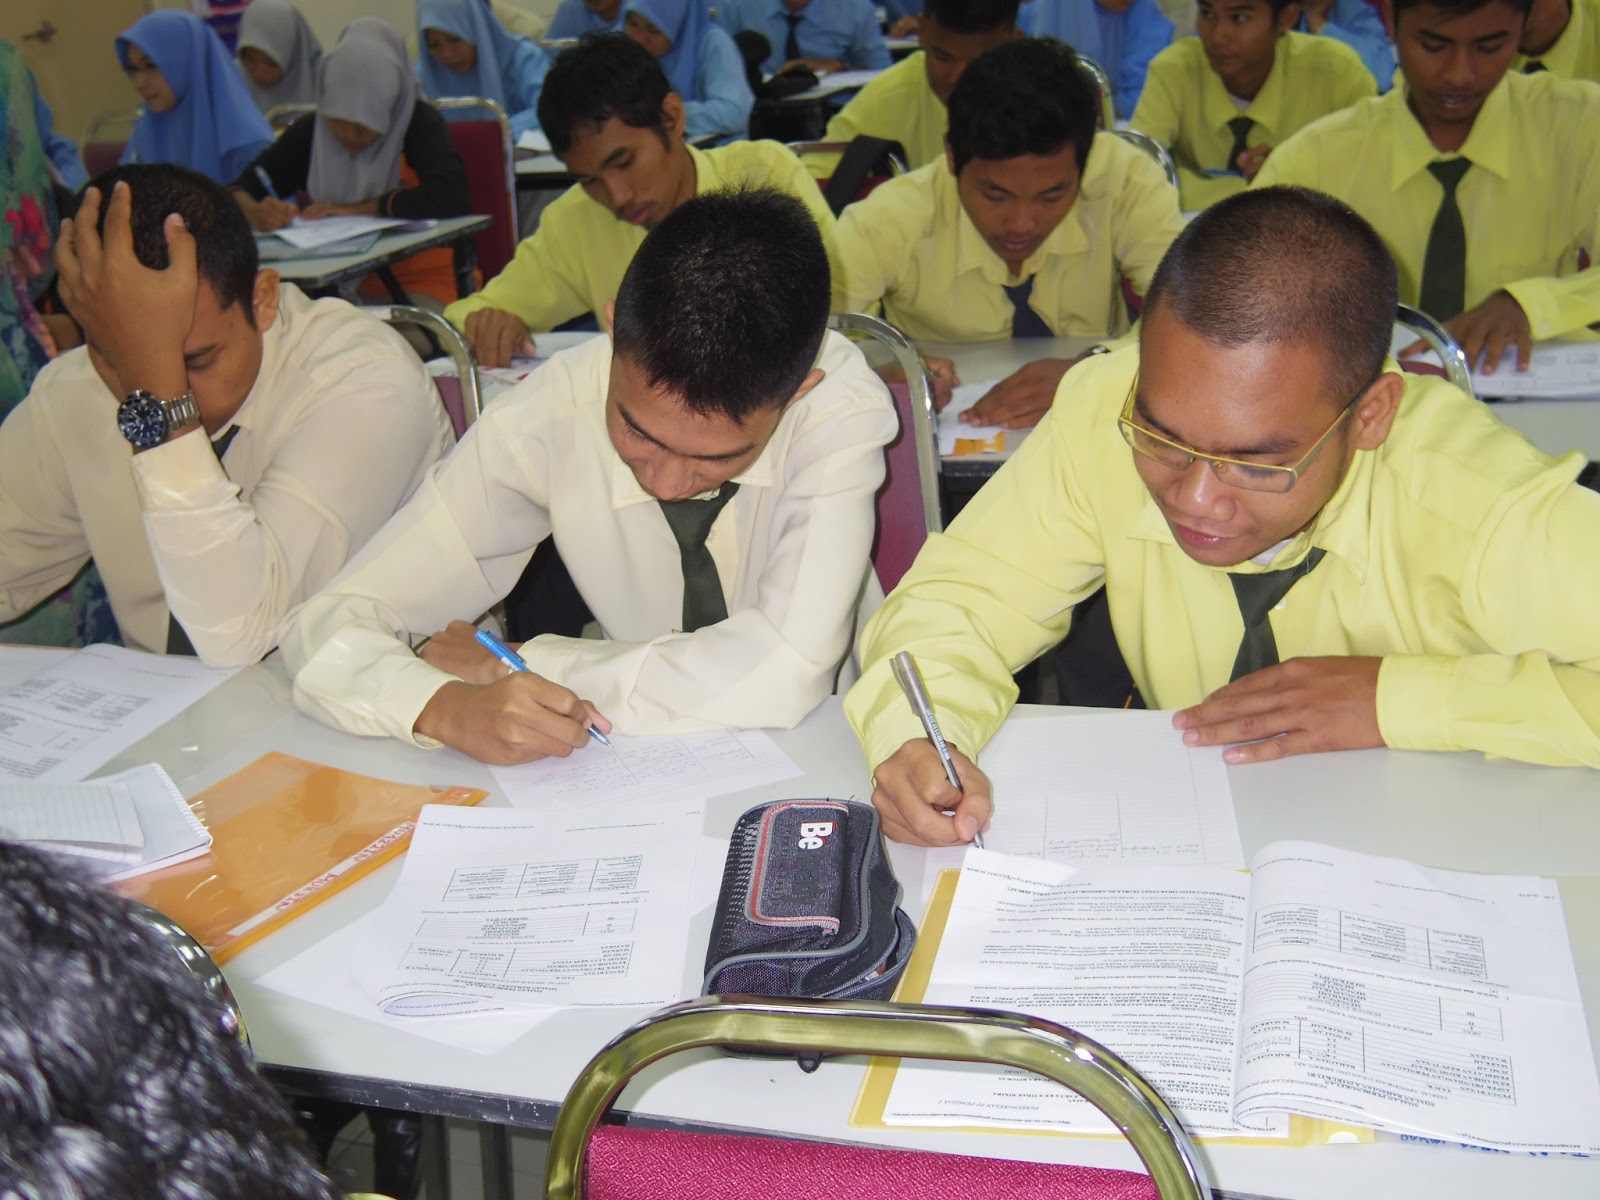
703 799 916 1018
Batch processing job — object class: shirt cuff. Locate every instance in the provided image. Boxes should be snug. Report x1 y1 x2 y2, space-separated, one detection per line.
128 428 228 509
383 656 461 749
1501 277 1581 342
1374 655 1454 752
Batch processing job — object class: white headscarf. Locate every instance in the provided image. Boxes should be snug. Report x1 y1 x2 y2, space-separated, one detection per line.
237 0 323 111
306 19 418 205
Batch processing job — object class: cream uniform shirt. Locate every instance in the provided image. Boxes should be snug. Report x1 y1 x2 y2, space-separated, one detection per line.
282 331 899 741
0 286 454 665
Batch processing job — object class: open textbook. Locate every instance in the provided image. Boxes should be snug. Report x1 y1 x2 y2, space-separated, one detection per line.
882 842 1600 1154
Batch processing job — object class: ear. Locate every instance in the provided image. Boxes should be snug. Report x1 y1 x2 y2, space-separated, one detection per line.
1349 370 1404 452
662 92 687 142
786 366 825 407
252 270 280 331
1276 2 1304 34
603 297 616 337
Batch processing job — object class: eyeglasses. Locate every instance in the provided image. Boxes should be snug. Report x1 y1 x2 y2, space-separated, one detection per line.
1117 373 1363 495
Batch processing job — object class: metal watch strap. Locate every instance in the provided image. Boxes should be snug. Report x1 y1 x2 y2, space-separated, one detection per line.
161 390 200 430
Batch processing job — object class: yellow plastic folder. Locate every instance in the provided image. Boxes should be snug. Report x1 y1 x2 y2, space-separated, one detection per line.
115 752 485 963
851 869 1373 1148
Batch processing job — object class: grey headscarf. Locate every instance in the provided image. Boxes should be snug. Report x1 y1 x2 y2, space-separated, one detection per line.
237 0 322 112
307 18 418 205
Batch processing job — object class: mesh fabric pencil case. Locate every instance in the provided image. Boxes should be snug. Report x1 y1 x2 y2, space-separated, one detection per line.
702 798 916 1009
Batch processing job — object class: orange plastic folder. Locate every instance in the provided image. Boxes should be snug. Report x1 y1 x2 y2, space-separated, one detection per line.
115 752 485 963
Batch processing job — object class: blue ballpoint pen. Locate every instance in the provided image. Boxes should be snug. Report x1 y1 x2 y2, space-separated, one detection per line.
254 166 282 201
473 629 613 747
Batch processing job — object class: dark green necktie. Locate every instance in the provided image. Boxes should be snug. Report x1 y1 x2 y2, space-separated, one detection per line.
783 12 803 61
1003 276 1052 339
658 482 740 633
1524 60 1547 73
1225 116 1253 173
1418 159 1472 320
1227 547 1326 681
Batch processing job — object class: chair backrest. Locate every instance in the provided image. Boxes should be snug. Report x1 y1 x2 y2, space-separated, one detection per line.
126 900 251 1052
263 101 315 132
1395 303 1475 397
1076 57 1116 130
82 109 140 179
788 139 907 213
545 996 1211 1200
432 97 518 282
1112 129 1179 190
829 312 941 591
376 304 482 436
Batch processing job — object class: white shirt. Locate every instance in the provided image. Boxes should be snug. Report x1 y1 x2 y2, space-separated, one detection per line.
0 286 454 665
281 330 898 742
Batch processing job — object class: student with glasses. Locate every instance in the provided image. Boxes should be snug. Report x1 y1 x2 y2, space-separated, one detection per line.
845 185 1600 848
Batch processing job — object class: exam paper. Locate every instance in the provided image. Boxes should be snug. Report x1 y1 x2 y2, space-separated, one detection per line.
357 803 701 1014
269 215 421 250
0 645 235 783
0 646 70 693
937 381 1006 455
490 727 800 811
1231 842 1600 1153
1470 341 1600 399
883 850 1278 1139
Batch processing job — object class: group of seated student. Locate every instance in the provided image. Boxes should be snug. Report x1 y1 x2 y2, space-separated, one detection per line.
716 0 893 77
0 164 453 665
549 0 626 39
237 0 323 114
1255 0 1600 370
833 37 1185 426
230 18 472 305
446 33 836 366
415 0 552 138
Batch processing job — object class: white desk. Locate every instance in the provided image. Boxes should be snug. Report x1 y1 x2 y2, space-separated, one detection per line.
95 661 1600 1200
263 215 492 301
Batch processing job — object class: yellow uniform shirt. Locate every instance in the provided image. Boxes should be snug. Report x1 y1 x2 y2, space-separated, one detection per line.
444 141 837 333
1513 0 1600 81
831 133 1185 340
816 53 948 175
1254 72 1600 341
1129 32 1376 210
846 347 1600 772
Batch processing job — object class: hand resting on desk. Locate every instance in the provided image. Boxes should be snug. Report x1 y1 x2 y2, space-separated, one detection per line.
1400 290 1534 377
961 355 1081 429
1173 655 1385 764
464 307 536 368
870 739 992 846
413 673 611 765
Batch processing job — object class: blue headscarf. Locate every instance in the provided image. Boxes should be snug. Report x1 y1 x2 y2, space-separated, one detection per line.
116 10 273 184
621 0 709 98
416 0 537 110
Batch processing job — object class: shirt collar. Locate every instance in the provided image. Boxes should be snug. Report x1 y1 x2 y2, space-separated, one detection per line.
1387 74 1513 187
1201 37 1292 137
945 158 1089 285
220 283 301 433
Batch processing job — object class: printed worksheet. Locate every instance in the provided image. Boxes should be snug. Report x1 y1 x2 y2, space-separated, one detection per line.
1469 341 1600 399
356 804 700 1015
937 382 1005 455
0 645 235 783
883 851 1277 1139
270 214 414 249
490 727 800 810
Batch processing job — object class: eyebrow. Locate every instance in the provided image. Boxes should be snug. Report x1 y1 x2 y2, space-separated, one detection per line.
1133 394 1299 457
617 401 756 463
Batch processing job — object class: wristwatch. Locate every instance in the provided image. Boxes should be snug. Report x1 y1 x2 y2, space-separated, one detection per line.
117 389 200 451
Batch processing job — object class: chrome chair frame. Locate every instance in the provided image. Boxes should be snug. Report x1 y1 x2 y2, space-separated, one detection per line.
127 900 251 1051
545 995 1212 1200
378 304 483 430
1112 129 1179 190
1077 56 1117 130
829 311 941 536
1396 303 1475 397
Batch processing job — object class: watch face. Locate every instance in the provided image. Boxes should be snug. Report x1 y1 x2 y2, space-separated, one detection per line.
117 393 168 451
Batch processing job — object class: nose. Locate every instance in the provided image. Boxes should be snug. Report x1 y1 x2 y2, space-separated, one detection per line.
639 455 698 502
1170 458 1234 523
1441 46 1473 87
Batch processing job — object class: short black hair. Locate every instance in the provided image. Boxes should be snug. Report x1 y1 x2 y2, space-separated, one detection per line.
948 38 1098 174
923 0 1021 35
538 33 674 158
613 188 830 422
1392 0 1532 19
1142 186 1399 404
0 842 340 1199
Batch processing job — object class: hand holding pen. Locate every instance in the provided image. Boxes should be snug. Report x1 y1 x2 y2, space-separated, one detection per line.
474 630 611 747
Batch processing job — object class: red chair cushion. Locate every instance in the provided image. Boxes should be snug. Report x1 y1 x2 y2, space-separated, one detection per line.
585 1125 1160 1200
873 382 930 592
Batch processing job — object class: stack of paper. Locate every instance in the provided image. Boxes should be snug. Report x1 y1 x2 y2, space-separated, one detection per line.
1471 342 1600 400
938 381 1006 456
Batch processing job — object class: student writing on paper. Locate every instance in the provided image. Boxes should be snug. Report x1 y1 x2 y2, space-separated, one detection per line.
282 188 897 763
1253 0 1600 372
0 165 453 665
115 10 275 186
417 0 553 139
231 19 472 304
815 0 1023 172
832 38 1185 428
235 0 324 115
717 0 893 77
1514 0 1600 78
445 34 840 367
846 187 1600 846
1128 0 1375 210
622 0 757 141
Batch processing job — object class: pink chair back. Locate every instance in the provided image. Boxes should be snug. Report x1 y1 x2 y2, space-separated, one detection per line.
875 382 934 592
432 375 470 438
83 140 127 179
585 1125 1160 1200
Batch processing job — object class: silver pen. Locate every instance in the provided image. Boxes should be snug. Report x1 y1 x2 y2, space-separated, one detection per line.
890 651 984 849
